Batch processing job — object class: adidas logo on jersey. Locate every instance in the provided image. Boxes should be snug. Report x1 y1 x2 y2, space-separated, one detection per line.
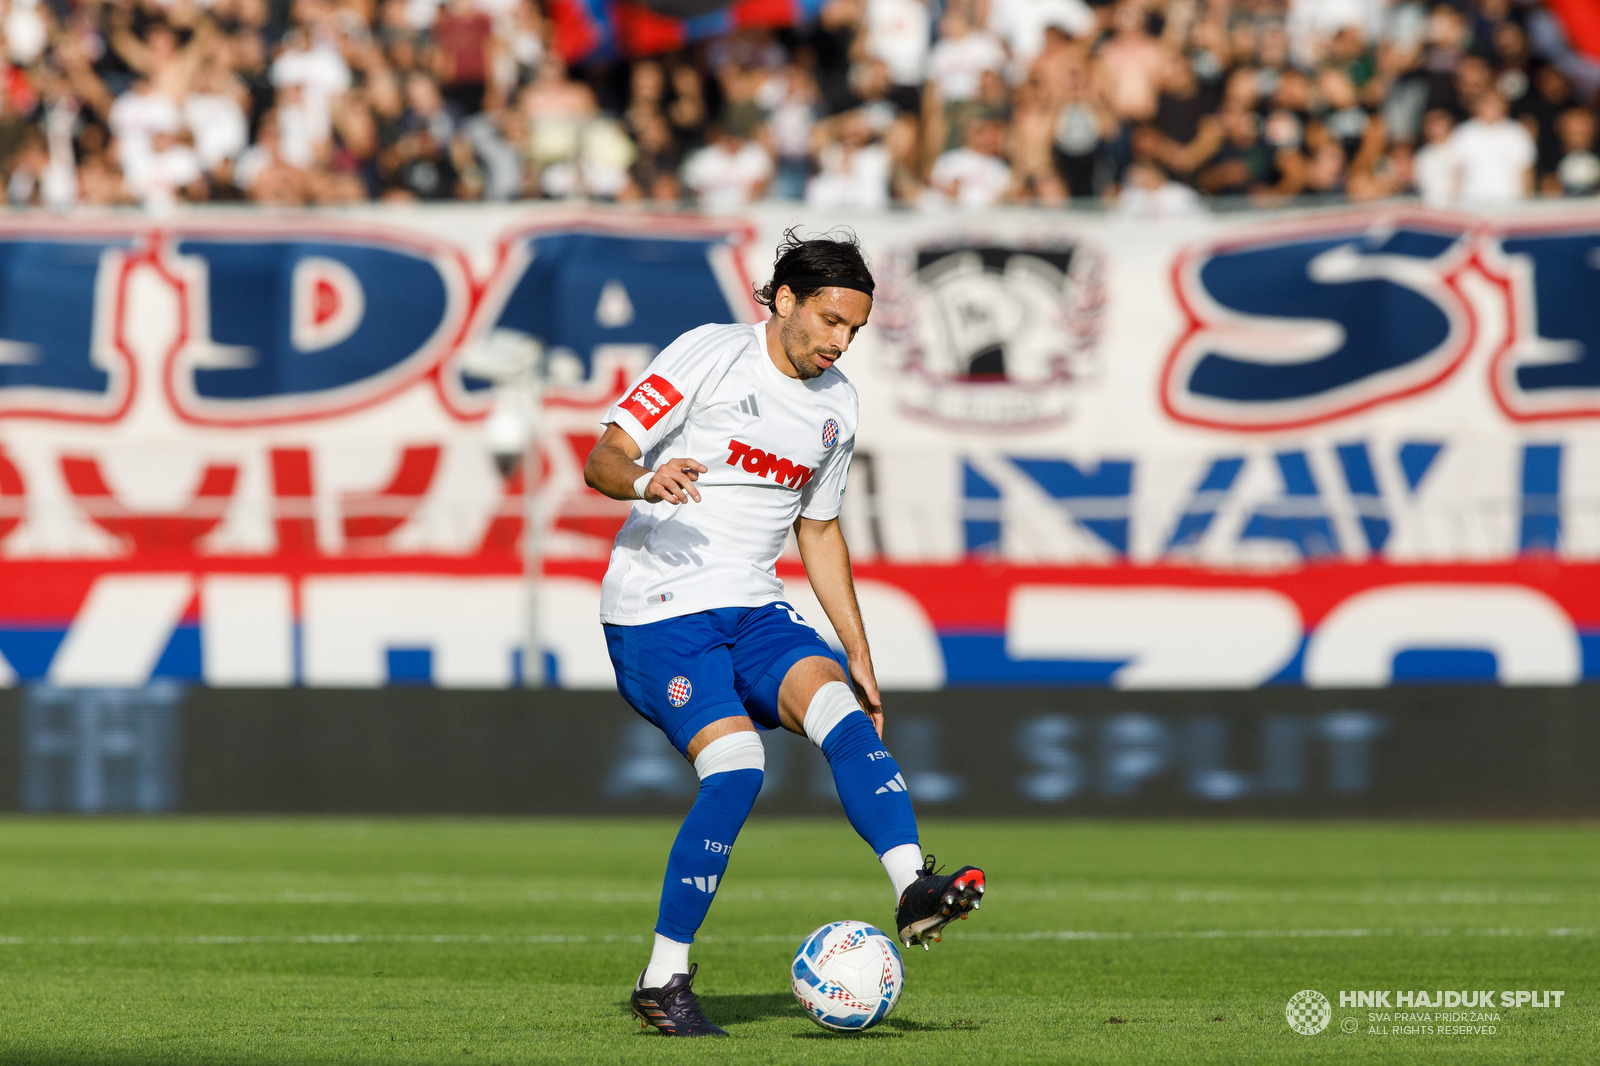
876 773 907 794
681 874 719 893
725 439 814 488
737 393 761 417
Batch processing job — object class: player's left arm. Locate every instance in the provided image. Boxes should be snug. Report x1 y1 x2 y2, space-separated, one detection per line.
794 515 882 736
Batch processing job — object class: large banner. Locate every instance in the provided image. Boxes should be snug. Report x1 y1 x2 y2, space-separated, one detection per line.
0 203 1597 689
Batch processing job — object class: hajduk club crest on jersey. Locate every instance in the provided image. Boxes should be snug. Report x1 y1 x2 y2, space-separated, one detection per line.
821 418 840 449
667 676 692 707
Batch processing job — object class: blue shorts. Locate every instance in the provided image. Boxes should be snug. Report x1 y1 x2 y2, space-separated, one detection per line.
604 602 839 756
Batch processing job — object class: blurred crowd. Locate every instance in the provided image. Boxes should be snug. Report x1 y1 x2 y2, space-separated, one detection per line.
2 0 1598 211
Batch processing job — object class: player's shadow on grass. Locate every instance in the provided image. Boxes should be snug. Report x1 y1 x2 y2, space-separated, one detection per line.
699 992 800 1024
624 994 985 1036
790 1017 983 1038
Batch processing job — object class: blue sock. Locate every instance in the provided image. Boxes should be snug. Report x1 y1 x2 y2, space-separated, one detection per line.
653 767 763 943
821 712 920 856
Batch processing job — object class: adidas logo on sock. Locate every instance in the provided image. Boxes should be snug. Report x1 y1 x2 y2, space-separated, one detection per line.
681 874 719 893
875 773 907 794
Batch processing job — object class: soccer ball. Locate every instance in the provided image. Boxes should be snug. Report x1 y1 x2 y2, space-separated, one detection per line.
791 920 904 1032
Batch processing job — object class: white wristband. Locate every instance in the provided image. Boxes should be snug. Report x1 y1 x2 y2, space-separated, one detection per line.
633 470 654 501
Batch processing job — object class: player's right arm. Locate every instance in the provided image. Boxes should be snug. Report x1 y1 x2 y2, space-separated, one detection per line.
585 325 733 505
584 424 707 506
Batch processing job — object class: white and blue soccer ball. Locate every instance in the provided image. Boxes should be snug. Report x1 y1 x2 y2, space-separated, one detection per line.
791 920 904 1032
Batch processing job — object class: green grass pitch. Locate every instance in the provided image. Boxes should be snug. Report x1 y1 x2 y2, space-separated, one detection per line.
0 818 1595 1065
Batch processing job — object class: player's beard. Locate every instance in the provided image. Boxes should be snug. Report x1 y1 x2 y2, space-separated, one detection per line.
778 313 839 380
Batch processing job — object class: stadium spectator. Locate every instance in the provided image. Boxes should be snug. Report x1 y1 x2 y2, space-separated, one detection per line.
626 109 685 202
761 64 820 199
1545 105 1600 196
1448 88 1535 202
924 6 1007 154
1050 62 1116 196
923 111 1012 208
989 0 1095 79
1198 103 1306 202
683 121 773 211
1411 106 1459 205
1149 49 1223 180
864 0 930 110
1095 3 1167 125
1115 157 1204 216
806 108 892 209
1523 65 1575 177
433 0 497 117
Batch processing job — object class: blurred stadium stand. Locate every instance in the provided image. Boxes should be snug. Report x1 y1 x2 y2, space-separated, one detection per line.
4 0 1599 210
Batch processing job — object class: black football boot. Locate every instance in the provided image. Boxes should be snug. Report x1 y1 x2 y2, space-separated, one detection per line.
630 964 728 1037
894 854 985 949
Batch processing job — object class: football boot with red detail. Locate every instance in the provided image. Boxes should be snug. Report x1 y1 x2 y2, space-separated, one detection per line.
894 854 985 949
630 964 728 1037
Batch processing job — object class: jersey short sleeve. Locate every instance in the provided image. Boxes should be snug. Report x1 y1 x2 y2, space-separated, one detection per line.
604 325 735 455
799 434 854 521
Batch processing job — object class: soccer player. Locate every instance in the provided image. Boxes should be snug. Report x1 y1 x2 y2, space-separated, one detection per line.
584 231 986 1037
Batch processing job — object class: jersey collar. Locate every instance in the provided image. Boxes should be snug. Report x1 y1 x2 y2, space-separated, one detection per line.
756 323 828 393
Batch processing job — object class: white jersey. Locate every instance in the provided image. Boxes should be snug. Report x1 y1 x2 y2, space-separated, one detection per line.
599 323 858 625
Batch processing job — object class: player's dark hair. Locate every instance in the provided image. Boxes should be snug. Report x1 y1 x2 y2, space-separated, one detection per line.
754 228 875 308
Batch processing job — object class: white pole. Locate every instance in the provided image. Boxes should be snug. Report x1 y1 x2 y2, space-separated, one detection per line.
522 361 545 689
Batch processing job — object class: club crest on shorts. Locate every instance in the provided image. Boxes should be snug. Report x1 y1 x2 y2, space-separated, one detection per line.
821 418 840 449
667 676 692 707
875 230 1105 429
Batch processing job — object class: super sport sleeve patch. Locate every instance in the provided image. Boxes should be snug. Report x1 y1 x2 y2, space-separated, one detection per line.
618 374 684 430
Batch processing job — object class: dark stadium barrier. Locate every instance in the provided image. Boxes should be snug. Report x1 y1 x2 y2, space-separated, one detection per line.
3 686 1598 816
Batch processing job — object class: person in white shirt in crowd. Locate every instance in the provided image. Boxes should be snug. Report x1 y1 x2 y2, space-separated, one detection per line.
926 8 1006 110
5 0 48 67
805 109 891 211
923 112 1013 209
405 0 442 32
232 109 313 203
1411 107 1458 206
108 76 182 198
683 121 774 212
40 97 80 208
924 6 1007 157
864 0 930 112
139 129 205 208
1446 89 1534 203
987 0 1094 82
274 83 322 170
1115 159 1205 218
270 27 352 156
183 59 250 179
1285 0 1385 70
758 65 820 200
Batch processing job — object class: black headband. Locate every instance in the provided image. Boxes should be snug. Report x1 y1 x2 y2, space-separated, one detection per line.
780 275 875 296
